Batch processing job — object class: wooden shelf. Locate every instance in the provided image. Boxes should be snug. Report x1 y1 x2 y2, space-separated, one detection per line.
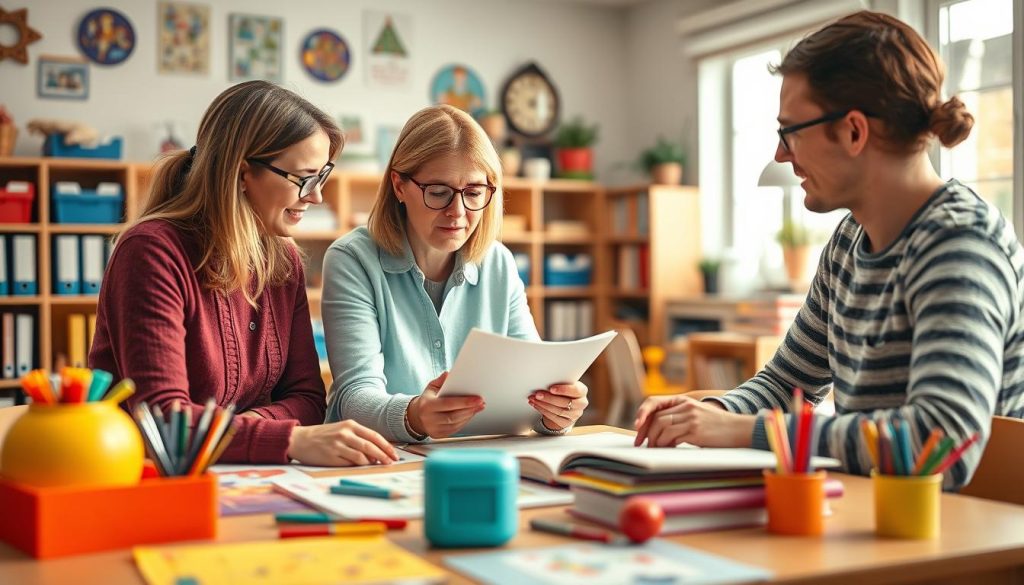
610 288 650 299
0 379 22 390
499 232 534 244
306 288 322 302
542 233 594 244
0 296 43 305
0 224 41 233
543 286 598 298
49 295 100 305
48 224 121 234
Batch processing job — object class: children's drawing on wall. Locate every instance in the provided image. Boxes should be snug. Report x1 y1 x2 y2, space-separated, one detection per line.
364 11 412 90
158 1 210 75
430 64 486 118
228 13 283 82
301 28 350 82
76 8 135 66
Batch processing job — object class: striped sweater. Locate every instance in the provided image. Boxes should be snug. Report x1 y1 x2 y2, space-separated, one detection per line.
714 181 1024 489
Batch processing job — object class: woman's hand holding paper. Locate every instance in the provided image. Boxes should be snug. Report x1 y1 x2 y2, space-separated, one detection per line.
529 381 589 431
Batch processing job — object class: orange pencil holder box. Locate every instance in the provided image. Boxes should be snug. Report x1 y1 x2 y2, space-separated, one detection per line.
0 474 218 559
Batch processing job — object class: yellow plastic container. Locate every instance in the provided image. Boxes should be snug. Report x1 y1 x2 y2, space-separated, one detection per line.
873 471 941 539
0 402 144 488
764 469 826 536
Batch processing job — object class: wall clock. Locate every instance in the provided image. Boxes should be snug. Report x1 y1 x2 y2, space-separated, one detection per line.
500 62 560 139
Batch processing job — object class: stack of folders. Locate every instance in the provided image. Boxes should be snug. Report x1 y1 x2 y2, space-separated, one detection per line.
132 399 238 477
562 466 844 535
52 234 110 295
1 312 36 379
64 313 97 369
0 234 38 296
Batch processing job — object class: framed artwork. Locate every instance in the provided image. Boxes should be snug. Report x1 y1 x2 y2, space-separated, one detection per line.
363 11 412 90
76 8 135 65
37 55 89 100
158 1 210 74
338 115 364 145
430 64 486 118
0 7 42 64
228 13 283 82
300 29 350 82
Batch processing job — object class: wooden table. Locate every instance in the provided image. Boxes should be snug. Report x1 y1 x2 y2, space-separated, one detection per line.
2 425 1023 585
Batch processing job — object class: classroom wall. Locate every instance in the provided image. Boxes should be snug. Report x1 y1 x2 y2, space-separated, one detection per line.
3 0 634 179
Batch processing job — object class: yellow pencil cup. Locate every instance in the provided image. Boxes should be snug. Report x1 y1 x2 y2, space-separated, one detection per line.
0 402 144 489
764 469 826 536
872 471 941 539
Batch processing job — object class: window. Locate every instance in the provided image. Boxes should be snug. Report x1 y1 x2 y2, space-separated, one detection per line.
933 0 1017 233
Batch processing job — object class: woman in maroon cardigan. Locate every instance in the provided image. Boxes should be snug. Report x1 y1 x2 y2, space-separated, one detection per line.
90 81 397 466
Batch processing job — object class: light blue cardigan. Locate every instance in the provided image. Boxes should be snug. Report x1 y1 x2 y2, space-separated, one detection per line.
321 227 543 442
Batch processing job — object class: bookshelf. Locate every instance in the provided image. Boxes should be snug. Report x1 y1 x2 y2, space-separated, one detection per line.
0 157 704 418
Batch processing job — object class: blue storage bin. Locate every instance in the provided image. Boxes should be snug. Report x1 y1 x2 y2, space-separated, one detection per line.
544 253 592 286
43 134 123 159
513 252 530 286
52 182 124 224
311 318 327 362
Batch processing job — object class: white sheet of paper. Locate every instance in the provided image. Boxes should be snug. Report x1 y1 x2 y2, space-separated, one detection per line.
438 329 617 436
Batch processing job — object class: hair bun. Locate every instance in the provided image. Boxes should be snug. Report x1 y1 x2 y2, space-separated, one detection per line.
929 97 975 148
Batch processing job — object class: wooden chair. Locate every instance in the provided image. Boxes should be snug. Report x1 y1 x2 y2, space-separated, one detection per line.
959 416 1024 506
604 328 646 427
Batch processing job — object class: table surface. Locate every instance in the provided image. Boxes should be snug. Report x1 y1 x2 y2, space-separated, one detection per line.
2 426 1024 585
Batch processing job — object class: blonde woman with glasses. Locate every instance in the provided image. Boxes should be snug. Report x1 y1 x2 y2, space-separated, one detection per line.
90 81 397 466
322 105 589 441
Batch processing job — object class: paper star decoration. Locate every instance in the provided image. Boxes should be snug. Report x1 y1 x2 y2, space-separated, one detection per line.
0 8 43 64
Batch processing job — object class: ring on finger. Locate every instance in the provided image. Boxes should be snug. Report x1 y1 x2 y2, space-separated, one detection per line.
566 399 573 411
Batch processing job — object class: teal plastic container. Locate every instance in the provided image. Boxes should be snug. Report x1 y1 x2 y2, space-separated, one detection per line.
424 449 518 547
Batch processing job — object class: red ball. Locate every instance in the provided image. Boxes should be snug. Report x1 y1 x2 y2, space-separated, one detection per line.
619 498 664 543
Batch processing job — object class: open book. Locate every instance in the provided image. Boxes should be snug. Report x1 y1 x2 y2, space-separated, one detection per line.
410 432 841 484
438 329 617 436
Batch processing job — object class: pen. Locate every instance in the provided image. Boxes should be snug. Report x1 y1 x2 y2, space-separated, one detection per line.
330 483 404 499
103 378 136 404
278 522 388 539
87 369 113 402
273 512 407 529
530 518 628 545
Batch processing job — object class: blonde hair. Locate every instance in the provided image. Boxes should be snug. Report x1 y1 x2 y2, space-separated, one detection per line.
125 81 343 307
367 105 502 264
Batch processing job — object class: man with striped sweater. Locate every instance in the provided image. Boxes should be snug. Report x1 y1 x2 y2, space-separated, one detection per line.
634 11 1024 489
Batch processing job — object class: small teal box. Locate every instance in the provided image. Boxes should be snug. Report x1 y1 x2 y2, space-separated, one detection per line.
52 182 124 224
43 134 123 160
544 253 592 286
424 449 518 548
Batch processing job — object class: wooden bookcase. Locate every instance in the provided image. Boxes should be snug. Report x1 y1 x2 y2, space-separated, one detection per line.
0 157 703 418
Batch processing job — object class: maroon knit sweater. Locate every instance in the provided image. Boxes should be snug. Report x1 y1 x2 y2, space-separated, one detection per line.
89 220 326 463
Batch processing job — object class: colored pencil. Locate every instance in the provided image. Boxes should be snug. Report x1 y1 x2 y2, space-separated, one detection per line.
860 418 879 470
278 522 387 539
911 428 944 475
931 432 980 475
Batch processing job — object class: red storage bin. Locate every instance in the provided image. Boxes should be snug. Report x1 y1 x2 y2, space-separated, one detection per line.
0 181 35 223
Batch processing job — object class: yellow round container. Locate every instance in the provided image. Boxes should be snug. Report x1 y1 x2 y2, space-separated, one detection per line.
0 402 144 488
873 471 942 539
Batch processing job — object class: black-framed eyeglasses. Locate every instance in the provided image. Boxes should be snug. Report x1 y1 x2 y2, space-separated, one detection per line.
400 174 496 211
247 158 334 200
777 110 873 153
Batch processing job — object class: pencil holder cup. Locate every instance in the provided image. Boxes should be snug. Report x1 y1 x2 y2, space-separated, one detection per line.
424 449 519 548
872 471 941 539
0 402 144 488
764 470 826 536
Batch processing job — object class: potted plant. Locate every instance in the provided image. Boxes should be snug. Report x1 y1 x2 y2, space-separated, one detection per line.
776 219 813 291
553 116 598 180
638 136 685 185
698 258 721 294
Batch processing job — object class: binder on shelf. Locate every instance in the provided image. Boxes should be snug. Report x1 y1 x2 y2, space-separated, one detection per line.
0 235 7 295
67 314 87 368
54 235 81 295
15 313 34 377
81 235 105 294
87 313 97 352
11 235 37 296
2 313 14 379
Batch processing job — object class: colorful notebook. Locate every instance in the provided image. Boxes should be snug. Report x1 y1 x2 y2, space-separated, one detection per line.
134 536 447 585
570 479 845 535
444 539 771 585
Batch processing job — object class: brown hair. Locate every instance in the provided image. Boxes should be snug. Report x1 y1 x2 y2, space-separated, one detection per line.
367 105 503 264
125 81 344 307
771 10 974 152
